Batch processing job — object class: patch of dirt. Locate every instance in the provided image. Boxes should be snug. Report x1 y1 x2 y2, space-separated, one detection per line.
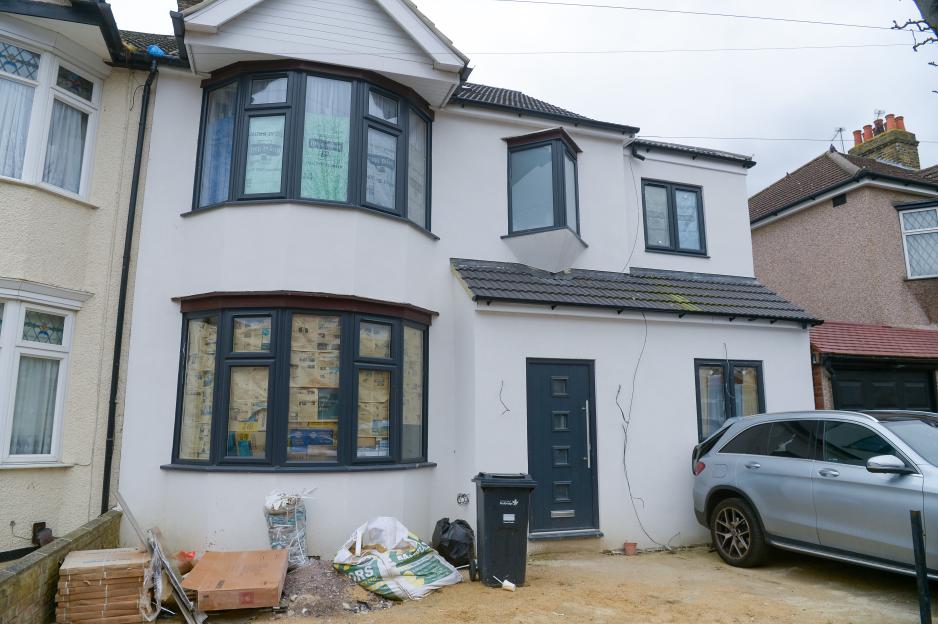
275 558 393 619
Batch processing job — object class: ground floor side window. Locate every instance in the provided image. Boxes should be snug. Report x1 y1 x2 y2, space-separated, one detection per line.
173 304 429 468
695 359 765 440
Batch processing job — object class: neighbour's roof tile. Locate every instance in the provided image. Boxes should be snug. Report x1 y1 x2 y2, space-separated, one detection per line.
632 139 755 168
451 258 818 324
450 83 639 134
176 0 202 10
749 149 938 223
120 30 179 57
811 321 938 359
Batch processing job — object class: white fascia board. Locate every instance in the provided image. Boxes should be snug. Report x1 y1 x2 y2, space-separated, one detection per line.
185 0 265 34
372 0 466 73
443 107 631 143
751 180 938 230
0 278 92 310
626 143 750 177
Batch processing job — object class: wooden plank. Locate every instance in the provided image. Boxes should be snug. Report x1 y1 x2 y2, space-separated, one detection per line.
181 550 288 611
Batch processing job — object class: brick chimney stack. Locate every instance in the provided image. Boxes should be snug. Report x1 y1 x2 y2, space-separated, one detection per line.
848 113 920 169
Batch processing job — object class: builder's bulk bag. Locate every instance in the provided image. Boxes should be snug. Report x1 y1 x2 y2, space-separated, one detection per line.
333 516 462 600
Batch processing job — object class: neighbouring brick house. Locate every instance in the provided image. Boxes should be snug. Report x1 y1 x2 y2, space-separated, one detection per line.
750 114 938 411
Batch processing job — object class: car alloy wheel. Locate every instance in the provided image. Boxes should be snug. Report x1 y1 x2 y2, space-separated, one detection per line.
714 505 751 560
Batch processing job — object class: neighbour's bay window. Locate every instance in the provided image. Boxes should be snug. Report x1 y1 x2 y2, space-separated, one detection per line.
0 301 73 463
507 129 580 235
173 296 430 468
0 37 100 197
900 206 938 279
194 65 432 230
695 359 764 440
642 180 706 255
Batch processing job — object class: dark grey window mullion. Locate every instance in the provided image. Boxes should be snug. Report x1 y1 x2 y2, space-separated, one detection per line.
552 140 565 228
285 72 304 201
228 75 251 202
571 150 581 234
392 319 403 463
667 183 678 250
399 106 410 220
269 309 289 466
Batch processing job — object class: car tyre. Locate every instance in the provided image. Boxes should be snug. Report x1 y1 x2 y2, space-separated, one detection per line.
710 497 768 567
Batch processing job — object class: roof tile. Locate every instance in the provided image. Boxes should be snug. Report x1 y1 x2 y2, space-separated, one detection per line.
811 322 938 359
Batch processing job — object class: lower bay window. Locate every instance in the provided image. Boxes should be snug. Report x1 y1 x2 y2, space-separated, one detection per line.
173 298 430 469
695 359 764 441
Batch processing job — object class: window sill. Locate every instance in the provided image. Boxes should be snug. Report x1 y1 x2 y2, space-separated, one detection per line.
905 275 938 282
0 462 74 470
0 176 98 210
181 199 439 240
644 247 709 258
160 461 436 474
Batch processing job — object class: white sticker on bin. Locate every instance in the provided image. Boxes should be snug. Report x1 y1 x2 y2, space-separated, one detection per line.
503 513 516 523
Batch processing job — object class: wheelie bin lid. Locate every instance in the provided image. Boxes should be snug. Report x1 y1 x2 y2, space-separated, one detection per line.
472 472 537 488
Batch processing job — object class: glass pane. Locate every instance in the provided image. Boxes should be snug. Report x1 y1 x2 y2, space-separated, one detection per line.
903 209 938 231
0 40 41 80
10 357 59 455
697 364 726 438
563 153 577 231
232 316 271 352
42 100 88 194
551 377 568 396
766 421 814 459
288 314 341 462
244 115 285 195
179 317 217 461
250 77 287 104
357 369 390 458
226 366 268 458
407 110 428 228
199 82 238 206
23 310 65 345
366 128 397 210
301 76 351 202
510 145 554 232
402 325 424 459
359 322 391 359
56 66 93 101
733 366 761 416
644 185 671 248
823 421 897 467
675 189 702 251
720 423 771 455
368 91 398 123
906 232 938 277
0 77 34 179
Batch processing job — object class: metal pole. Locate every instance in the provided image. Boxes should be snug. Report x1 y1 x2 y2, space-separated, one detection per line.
911 509 932 624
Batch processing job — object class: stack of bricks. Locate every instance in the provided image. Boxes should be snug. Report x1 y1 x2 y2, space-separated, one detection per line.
55 548 150 624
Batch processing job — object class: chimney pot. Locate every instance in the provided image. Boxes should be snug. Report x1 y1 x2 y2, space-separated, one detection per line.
863 125 874 141
874 118 885 135
852 129 863 146
896 116 906 131
885 113 897 131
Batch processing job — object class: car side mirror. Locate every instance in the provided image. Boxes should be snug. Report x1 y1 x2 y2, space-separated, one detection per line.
866 455 915 475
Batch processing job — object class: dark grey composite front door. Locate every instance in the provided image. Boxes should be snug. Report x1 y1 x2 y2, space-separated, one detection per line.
526 360 598 533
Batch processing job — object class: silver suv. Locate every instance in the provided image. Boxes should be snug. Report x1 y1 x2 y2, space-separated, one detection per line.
692 410 938 577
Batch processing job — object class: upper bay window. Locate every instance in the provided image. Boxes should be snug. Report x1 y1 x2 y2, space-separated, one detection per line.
0 37 100 198
194 65 432 230
642 180 706 255
507 129 580 235
900 206 938 279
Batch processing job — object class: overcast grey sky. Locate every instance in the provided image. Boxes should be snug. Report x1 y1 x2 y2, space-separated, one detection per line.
110 0 938 193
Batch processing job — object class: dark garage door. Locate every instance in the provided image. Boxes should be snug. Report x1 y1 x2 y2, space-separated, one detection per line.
833 368 936 411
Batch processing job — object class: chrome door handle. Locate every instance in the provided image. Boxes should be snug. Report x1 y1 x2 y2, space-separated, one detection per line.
818 468 840 478
583 400 591 470
745 462 761 470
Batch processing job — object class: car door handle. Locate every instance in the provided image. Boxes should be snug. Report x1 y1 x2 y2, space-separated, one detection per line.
745 461 761 470
818 468 840 478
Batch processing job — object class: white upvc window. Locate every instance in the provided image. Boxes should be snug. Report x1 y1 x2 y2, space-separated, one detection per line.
0 300 73 464
0 36 100 199
900 206 938 279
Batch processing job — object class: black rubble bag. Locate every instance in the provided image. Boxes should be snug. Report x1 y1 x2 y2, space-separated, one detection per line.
431 517 475 567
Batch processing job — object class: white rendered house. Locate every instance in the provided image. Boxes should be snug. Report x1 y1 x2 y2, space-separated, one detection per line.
117 0 816 555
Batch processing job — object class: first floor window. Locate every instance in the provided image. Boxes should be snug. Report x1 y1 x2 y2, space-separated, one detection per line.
696 359 764 440
174 305 429 468
507 131 580 235
0 301 72 462
901 206 938 278
642 180 706 254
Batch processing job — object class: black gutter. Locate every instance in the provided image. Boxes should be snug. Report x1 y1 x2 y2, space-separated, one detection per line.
3 0 100 24
170 11 189 63
100 60 158 515
896 198 938 210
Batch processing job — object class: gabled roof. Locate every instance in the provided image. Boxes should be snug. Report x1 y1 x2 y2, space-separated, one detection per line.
632 139 755 169
451 258 818 325
451 83 639 135
749 149 938 224
811 321 938 359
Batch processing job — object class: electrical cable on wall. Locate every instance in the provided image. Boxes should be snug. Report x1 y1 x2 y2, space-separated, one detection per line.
499 380 511 416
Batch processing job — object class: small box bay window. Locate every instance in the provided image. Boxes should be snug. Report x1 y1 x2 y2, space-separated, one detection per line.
506 128 581 235
172 295 431 469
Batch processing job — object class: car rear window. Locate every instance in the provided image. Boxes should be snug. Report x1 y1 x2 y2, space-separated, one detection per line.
720 423 770 455
720 420 816 459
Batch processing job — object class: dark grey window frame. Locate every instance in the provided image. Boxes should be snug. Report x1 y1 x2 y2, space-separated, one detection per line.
171 307 429 470
694 359 765 441
641 179 707 256
507 137 580 236
192 67 432 231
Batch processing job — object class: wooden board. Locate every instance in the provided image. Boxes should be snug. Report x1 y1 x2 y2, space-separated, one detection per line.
181 550 288 611
60 548 149 573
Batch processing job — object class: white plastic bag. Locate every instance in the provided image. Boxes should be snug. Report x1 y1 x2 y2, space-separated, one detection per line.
333 517 462 600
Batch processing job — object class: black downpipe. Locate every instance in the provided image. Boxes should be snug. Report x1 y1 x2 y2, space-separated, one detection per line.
100 61 158 515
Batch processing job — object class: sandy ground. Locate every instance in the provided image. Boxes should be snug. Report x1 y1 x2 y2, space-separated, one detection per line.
177 547 929 624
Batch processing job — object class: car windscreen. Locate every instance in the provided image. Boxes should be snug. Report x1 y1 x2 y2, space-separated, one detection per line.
882 418 938 466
